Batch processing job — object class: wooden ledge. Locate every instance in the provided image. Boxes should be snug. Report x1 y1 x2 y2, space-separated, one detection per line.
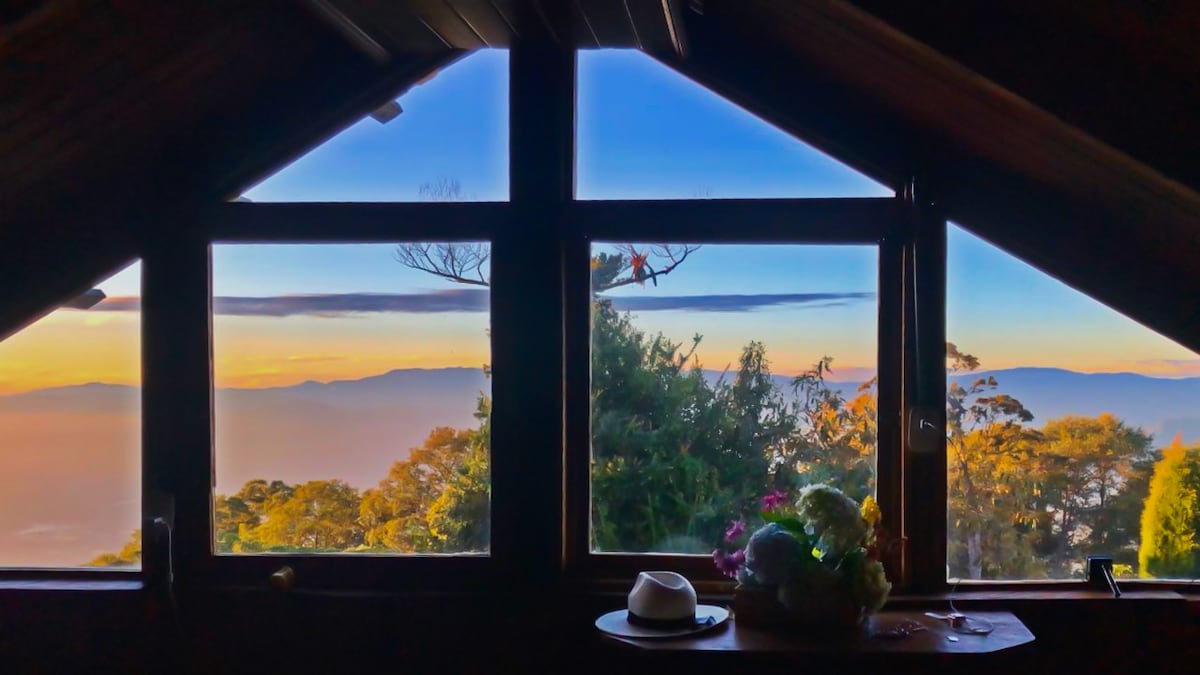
605 610 1034 655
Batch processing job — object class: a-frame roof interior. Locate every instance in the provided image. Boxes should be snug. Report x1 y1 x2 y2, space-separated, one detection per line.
3 0 1198 352
2 1 1199 670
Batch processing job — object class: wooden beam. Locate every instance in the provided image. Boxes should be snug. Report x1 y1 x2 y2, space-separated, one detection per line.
717 0 1200 239
678 0 1200 351
575 0 638 46
490 40 574 587
444 0 519 46
571 198 899 242
661 0 689 56
210 202 508 240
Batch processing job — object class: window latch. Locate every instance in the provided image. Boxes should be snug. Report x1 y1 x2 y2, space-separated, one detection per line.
907 406 943 453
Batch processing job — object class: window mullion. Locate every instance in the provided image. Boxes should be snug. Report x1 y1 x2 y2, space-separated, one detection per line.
902 180 948 592
877 226 906 587
141 229 213 585
490 41 574 588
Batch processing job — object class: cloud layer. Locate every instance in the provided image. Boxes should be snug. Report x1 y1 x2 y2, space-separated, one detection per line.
93 290 873 316
605 292 874 312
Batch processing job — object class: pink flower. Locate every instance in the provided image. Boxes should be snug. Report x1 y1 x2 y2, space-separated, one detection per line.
761 490 789 512
712 549 746 578
724 519 746 543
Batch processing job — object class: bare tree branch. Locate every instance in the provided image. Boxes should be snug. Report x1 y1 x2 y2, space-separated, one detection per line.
394 243 490 286
396 179 700 292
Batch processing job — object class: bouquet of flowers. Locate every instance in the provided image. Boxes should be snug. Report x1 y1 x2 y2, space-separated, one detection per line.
712 485 891 627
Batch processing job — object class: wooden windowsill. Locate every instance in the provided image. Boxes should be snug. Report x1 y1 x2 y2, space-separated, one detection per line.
0 579 144 591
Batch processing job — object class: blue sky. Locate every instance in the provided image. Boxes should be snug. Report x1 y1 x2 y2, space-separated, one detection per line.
139 49 1200 381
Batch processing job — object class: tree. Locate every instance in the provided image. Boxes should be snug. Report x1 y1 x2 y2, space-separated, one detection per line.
1034 414 1153 575
361 421 486 553
780 358 877 502
946 343 1042 579
425 394 492 551
589 297 733 551
214 479 296 553
394 218 706 552
241 480 364 551
1139 436 1200 577
86 529 141 567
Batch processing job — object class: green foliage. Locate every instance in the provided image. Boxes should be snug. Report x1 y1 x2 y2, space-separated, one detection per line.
947 344 1157 580
1139 437 1200 578
760 512 812 539
87 255 1191 581
589 298 878 552
87 530 141 567
242 479 364 550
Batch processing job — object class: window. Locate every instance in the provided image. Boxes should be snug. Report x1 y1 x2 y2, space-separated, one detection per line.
946 224 1200 581
589 243 879 554
17 44 1180 595
211 244 490 555
239 50 509 203
575 50 892 200
0 263 141 569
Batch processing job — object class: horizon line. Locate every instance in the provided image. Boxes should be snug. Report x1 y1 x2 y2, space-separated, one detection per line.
2 364 1198 397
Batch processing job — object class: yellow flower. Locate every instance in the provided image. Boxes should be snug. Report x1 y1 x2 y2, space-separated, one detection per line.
861 495 882 527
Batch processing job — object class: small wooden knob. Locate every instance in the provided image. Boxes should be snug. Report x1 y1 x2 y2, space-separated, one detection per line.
270 565 295 591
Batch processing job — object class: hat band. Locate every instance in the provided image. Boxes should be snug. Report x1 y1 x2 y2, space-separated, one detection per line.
626 610 700 630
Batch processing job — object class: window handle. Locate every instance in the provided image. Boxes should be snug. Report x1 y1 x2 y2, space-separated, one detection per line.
907 406 944 453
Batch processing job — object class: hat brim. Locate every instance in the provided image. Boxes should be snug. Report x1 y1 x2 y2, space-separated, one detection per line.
595 605 730 639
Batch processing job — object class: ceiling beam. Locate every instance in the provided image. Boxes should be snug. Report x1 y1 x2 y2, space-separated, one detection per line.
677 0 1200 350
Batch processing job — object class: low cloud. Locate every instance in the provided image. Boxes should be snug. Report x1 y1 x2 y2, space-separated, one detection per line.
605 292 874 312
93 290 872 317
286 355 346 363
15 524 78 541
1133 358 1200 377
93 296 140 311
96 290 490 317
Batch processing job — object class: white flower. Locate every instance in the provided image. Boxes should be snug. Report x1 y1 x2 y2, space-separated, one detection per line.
744 523 804 586
794 484 867 560
853 559 892 613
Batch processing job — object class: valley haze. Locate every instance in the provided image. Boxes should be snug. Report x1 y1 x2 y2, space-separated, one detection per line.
1 366 1197 566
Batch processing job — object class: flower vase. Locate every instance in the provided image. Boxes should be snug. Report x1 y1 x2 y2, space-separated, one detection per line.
732 584 866 633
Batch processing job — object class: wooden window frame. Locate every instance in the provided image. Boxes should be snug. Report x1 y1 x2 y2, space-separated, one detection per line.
561 197 910 586
11 43 1195 598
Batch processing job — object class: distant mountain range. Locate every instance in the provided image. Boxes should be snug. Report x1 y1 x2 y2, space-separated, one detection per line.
947 368 1200 442
5 365 1197 491
1 365 1197 565
770 367 1200 443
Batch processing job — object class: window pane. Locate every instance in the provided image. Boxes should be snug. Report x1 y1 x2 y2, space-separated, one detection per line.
239 50 508 202
212 244 490 554
947 224 1200 581
589 244 878 553
576 49 892 200
0 263 141 569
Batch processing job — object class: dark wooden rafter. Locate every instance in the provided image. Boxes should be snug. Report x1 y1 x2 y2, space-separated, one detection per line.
314 0 459 51
443 0 520 45
574 0 637 46
677 0 1200 352
848 0 1200 193
660 0 689 56
1 0 1198 595
204 48 463 203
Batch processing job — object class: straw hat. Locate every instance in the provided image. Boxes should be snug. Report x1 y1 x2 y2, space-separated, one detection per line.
595 571 729 639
